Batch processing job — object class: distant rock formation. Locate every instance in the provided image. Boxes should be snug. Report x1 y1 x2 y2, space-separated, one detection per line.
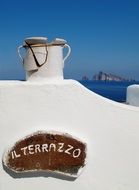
82 75 89 81
93 71 135 82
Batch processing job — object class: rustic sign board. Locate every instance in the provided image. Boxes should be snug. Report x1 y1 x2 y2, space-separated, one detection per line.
3 131 87 177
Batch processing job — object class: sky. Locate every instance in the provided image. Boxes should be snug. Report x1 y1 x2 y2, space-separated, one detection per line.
0 0 139 80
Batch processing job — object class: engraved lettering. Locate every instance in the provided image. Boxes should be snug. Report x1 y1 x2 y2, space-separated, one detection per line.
42 144 48 152
65 145 73 155
28 145 34 154
57 143 64 152
49 143 56 152
11 151 15 159
21 146 28 155
73 149 81 158
12 150 21 158
35 144 41 153
10 144 82 159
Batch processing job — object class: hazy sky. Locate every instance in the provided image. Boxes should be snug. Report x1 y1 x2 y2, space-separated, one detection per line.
0 0 139 80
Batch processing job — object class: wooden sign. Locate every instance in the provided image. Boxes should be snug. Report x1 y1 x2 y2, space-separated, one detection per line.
3 131 87 177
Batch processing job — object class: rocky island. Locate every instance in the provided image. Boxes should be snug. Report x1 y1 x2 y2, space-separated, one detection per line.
93 71 135 81
82 71 135 82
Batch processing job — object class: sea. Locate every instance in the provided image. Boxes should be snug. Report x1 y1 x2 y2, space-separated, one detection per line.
79 80 139 102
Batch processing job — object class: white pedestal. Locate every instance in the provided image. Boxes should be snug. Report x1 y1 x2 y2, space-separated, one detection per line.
126 85 139 107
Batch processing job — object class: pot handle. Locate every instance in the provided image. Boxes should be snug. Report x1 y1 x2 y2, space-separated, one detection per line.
63 44 71 63
17 45 24 62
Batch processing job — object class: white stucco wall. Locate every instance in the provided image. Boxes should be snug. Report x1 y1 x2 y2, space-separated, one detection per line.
0 80 139 190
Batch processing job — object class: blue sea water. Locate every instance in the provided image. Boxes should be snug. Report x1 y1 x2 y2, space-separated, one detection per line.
79 80 139 102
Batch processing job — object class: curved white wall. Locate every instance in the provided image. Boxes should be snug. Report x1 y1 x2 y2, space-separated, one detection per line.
0 80 139 190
